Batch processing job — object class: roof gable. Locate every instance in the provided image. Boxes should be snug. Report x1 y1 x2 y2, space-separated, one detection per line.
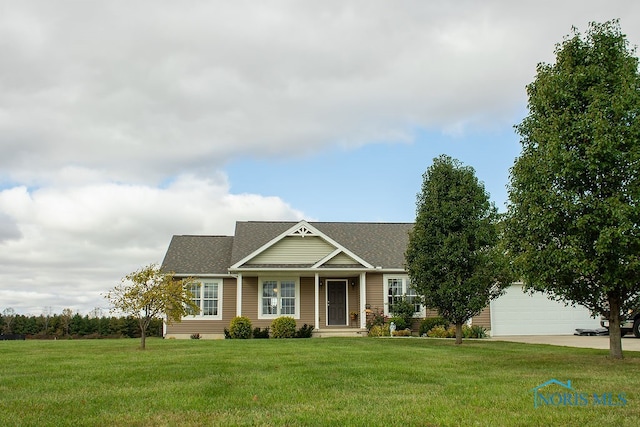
230 220 373 269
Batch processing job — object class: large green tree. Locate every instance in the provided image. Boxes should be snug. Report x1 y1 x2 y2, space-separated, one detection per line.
406 155 513 344
506 21 640 359
105 264 198 349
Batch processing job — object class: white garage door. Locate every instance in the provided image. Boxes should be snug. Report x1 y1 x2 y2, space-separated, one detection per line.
490 284 600 336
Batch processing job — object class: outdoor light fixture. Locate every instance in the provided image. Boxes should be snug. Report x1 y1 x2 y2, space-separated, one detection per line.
351 281 356 288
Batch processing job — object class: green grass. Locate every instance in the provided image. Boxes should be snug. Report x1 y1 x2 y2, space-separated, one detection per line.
0 338 639 426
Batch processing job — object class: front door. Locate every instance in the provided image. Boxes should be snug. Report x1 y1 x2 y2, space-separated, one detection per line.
327 280 347 325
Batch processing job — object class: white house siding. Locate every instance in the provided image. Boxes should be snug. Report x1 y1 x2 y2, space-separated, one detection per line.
490 284 600 336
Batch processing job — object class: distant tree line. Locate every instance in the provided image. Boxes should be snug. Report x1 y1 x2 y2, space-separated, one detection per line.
0 308 163 339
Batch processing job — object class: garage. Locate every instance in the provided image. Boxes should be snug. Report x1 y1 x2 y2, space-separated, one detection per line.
490 283 601 336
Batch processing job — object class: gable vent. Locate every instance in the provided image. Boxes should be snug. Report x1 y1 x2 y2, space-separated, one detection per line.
289 225 315 237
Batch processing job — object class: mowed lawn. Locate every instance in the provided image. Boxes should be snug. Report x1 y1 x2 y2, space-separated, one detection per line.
1 337 639 426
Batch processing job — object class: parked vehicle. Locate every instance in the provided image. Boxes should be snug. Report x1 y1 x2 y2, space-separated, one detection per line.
600 309 640 338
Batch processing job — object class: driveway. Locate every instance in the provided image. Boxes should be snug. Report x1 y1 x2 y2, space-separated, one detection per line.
492 334 640 351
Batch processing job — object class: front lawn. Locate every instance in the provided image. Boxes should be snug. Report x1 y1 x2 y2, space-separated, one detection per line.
0 338 638 426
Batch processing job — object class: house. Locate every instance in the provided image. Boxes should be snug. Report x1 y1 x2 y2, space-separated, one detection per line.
160 219 599 338
161 220 491 338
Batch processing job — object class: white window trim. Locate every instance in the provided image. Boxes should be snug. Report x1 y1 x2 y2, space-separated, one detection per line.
187 279 223 320
383 274 425 318
258 277 301 320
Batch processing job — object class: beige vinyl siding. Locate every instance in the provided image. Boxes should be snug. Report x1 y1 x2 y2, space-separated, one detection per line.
298 277 316 326
324 252 358 265
365 273 384 310
249 236 334 264
472 306 491 328
222 278 237 324
240 276 267 328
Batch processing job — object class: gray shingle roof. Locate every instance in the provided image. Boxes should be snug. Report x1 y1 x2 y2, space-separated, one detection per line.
161 235 234 275
162 221 414 275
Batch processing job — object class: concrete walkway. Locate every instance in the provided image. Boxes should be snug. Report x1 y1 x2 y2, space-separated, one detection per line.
492 334 640 351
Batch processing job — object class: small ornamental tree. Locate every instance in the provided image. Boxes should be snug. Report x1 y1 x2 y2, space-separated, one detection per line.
105 263 199 349
406 155 514 344
505 21 640 359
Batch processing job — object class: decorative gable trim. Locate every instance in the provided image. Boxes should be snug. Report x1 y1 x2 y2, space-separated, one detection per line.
229 220 374 270
289 224 315 237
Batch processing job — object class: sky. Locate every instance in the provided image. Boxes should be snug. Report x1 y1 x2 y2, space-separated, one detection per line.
1 1 639 316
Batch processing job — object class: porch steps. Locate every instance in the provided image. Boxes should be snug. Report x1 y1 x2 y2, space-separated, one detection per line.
313 328 368 338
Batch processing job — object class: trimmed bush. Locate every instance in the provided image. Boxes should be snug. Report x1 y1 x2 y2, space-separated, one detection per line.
229 316 252 339
419 316 449 336
393 329 412 337
271 316 297 338
295 324 314 338
190 333 201 340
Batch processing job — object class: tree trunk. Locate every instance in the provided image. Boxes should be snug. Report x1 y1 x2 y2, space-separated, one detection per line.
140 328 146 350
608 293 623 359
455 322 463 345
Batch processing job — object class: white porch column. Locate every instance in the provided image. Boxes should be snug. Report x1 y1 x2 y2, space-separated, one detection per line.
314 273 320 331
236 273 243 316
359 272 366 329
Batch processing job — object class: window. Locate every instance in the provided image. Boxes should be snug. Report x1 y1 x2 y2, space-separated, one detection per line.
187 280 222 319
259 278 300 319
384 275 423 317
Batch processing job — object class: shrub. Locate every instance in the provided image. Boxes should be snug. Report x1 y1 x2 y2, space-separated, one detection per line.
190 333 201 340
419 316 449 336
229 316 252 339
463 325 488 339
271 316 297 338
223 328 231 339
295 324 314 338
253 327 270 339
388 316 407 331
393 329 412 337
426 325 456 338
390 296 416 330
367 323 390 337
425 325 488 339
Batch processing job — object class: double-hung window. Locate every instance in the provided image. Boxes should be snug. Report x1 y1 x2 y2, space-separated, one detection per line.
259 278 299 319
384 275 423 317
187 280 222 319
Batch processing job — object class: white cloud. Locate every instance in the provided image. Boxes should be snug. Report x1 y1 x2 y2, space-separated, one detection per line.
2 1 636 185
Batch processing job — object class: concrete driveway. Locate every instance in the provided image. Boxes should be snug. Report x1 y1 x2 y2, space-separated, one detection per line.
492 334 640 351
